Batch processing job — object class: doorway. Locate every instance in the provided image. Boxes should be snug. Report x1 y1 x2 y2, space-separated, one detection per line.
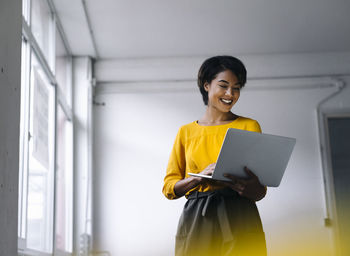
327 116 350 255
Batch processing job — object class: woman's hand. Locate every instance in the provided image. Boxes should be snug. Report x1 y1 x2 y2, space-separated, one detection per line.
174 163 216 198
222 167 266 201
191 163 216 183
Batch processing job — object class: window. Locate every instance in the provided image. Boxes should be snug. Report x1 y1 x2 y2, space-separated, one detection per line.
54 29 73 254
22 0 30 23
26 55 56 253
31 0 55 70
19 0 73 255
55 105 73 253
55 29 72 107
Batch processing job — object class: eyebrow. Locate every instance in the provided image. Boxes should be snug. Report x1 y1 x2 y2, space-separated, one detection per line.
218 80 240 86
218 80 229 84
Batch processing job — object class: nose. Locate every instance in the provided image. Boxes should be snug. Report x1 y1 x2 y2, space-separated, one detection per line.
225 88 234 97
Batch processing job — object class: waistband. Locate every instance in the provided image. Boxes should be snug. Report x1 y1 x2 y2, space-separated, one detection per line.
186 188 238 200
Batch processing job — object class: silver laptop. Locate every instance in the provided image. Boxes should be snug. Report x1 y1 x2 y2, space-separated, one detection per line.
188 128 296 187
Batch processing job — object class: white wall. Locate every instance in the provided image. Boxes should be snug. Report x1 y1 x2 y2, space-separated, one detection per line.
93 53 350 256
0 0 22 255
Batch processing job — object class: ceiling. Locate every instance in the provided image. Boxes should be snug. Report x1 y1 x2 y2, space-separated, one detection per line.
54 0 350 59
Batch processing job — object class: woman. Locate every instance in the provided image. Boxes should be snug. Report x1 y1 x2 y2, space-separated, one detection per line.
162 56 267 256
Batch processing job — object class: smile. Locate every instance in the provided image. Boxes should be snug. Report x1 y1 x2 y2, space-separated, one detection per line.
220 98 233 104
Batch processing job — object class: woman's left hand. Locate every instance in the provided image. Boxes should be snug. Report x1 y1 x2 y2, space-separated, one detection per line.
221 166 266 201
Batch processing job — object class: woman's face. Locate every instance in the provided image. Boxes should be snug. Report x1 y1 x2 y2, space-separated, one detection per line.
204 70 241 113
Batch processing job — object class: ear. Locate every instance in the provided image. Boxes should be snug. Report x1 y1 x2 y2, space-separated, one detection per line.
204 82 210 92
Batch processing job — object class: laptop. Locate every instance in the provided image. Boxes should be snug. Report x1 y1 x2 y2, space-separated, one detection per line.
188 128 296 187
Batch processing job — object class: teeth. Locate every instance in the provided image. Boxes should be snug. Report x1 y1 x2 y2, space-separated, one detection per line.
221 99 232 104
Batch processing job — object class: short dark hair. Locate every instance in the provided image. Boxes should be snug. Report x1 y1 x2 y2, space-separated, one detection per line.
197 55 247 105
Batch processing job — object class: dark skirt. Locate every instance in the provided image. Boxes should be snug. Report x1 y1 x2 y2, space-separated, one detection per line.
175 188 267 256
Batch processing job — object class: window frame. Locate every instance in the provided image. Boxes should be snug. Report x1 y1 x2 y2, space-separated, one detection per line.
18 35 32 251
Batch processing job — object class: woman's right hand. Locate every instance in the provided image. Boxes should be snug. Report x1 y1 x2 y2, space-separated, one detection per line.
192 163 216 182
174 163 216 198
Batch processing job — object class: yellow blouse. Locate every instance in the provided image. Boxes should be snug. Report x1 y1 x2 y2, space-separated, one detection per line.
162 116 262 199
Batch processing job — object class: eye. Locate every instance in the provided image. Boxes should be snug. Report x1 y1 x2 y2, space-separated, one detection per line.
219 84 228 89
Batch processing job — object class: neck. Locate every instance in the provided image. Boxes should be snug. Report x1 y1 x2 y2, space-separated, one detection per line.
200 107 236 124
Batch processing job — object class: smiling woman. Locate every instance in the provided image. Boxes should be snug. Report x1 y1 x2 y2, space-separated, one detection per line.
163 56 267 256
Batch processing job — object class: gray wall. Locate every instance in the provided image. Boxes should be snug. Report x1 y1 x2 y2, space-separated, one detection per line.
0 0 22 255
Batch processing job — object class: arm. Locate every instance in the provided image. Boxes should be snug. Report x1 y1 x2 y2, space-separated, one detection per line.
174 177 200 198
174 163 216 197
163 127 190 199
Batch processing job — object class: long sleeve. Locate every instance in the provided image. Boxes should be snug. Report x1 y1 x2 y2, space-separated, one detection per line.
162 127 186 199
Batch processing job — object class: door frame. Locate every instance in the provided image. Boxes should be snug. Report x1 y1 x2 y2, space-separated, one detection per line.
319 110 350 256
